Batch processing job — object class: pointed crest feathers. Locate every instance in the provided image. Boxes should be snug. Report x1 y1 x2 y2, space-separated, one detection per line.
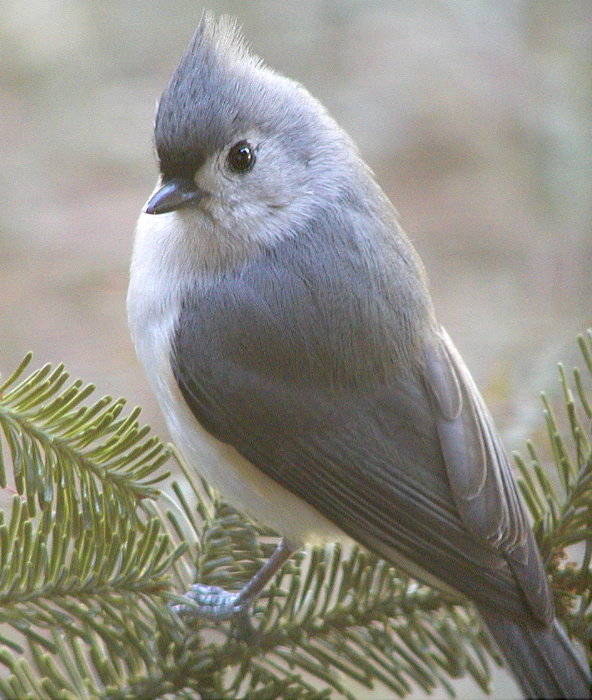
183 12 262 73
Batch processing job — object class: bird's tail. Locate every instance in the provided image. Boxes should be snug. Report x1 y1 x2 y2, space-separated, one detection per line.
479 607 590 699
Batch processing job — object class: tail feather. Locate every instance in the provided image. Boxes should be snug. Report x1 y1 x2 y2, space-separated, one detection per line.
480 607 590 699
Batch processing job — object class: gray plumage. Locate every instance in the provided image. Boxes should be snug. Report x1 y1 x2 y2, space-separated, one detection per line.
128 15 590 698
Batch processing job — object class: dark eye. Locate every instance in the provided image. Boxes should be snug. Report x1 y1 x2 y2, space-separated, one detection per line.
226 140 255 173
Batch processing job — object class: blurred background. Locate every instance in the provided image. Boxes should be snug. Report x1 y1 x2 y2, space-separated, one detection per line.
0 1 590 697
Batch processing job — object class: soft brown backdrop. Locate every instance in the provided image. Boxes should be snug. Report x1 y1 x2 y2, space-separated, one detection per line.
1 2 590 697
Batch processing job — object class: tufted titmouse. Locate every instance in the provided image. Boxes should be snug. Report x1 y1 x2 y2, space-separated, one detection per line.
127 15 590 698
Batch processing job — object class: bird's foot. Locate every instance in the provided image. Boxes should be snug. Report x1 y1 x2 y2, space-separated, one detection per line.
170 583 256 639
170 583 246 621
169 538 294 639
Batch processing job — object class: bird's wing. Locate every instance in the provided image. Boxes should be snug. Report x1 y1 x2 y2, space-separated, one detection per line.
423 327 552 621
171 234 551 622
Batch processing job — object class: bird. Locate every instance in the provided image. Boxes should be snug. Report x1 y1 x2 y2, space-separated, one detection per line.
127 14 590 699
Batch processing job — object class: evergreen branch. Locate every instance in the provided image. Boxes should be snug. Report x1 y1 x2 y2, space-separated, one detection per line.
0 470 184 660
0 356 170 518
0 357 187 697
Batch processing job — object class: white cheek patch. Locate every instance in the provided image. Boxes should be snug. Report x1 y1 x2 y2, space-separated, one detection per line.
193 135 312 240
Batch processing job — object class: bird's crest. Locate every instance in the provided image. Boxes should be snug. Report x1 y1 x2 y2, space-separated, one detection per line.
180 12 261 76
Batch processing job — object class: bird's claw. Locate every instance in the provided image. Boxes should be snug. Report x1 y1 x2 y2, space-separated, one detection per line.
170 583 245 621
169 583 256 639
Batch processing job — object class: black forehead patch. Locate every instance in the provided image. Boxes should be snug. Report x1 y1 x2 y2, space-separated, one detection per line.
154 14 263 178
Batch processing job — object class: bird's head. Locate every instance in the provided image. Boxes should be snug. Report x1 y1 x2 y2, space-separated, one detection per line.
142 14 356 260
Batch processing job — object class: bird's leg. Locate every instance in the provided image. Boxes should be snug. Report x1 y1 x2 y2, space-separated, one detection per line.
171 537 294 631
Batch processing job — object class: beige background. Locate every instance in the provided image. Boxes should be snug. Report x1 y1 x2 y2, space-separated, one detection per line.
1 2 591 697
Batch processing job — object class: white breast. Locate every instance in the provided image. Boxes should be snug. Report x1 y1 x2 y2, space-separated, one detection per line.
127 210 348 547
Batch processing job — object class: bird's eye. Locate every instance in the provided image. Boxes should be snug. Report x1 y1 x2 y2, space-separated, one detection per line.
226 140 255 173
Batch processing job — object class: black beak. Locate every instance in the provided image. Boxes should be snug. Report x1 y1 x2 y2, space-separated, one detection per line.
144 178 207 215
